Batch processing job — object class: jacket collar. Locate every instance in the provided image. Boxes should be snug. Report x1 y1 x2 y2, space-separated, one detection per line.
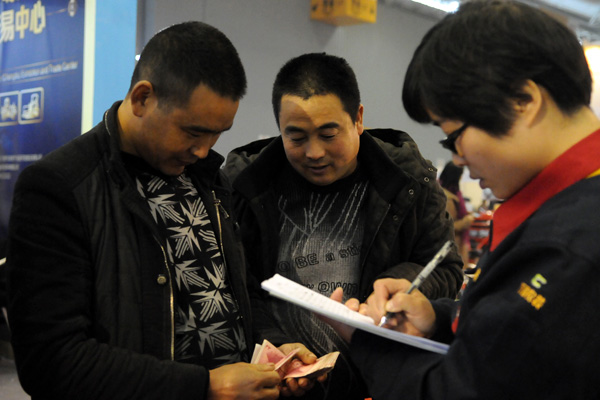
491 128 600 251
233 130 414 202
358 130 412 202
232 135 287 196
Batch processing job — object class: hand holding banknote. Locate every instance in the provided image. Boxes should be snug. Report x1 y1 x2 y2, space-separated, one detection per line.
251 340 338 397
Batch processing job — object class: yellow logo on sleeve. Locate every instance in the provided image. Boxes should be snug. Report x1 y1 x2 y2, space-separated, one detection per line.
517 274 547 310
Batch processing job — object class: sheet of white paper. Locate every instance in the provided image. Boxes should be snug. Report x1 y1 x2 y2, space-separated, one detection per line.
261 274 449 355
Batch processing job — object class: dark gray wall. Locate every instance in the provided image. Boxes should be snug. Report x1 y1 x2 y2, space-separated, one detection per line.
138 0 450 169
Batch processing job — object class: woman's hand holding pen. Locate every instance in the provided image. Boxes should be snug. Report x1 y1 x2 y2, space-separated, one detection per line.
325 279 438 343
367 278 437 338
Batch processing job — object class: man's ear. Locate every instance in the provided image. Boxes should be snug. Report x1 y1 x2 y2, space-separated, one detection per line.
355 104 365 135
129 80 155 117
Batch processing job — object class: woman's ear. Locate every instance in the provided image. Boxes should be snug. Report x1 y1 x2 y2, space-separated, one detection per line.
515 79 544 127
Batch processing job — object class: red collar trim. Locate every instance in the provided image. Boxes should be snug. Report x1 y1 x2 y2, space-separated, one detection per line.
491 129 600 251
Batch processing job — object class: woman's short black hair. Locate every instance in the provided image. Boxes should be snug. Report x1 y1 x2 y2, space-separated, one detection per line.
402 0 592 136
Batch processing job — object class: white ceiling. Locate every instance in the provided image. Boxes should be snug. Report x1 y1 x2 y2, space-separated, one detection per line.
382 0 600 42
528 0 600 41
536 0 600 22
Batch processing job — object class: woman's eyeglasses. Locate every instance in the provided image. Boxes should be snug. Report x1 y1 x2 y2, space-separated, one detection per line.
439 124 468 154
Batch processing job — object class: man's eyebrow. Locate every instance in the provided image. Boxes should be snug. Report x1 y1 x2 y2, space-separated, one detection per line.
283 122 340 134
283 125 307 134
317 122 340 130
185 124 233 134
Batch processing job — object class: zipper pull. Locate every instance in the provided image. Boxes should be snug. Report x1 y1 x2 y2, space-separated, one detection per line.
212 191 230 219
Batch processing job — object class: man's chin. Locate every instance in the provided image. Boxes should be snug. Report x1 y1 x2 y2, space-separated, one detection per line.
295 166 335 186
161 165 185 177
305 175 335 186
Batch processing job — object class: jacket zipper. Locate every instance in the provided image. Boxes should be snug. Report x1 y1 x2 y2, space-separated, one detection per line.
155 236 175 360
212 190 229 262
211 190 246 342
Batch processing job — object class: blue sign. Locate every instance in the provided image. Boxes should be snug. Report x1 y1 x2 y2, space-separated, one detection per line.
0 0 85 241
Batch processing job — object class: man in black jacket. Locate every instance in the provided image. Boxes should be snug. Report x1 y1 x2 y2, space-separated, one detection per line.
223 53 463 399
7 21 318 400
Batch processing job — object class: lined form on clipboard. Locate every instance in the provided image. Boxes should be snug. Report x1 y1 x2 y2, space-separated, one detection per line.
261 274 450 355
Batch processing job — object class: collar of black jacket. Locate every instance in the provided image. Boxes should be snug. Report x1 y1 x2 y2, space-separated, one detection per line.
231 129 419 203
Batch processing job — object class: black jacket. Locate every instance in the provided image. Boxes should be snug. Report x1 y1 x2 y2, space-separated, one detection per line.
223 129 463 345
350 174 600 400
7 102 253 400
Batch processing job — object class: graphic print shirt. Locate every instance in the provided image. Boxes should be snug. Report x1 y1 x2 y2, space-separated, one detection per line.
275 162 368 350
125 153 247 368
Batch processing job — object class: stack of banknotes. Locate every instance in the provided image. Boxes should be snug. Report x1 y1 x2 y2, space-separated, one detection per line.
251 339 340 379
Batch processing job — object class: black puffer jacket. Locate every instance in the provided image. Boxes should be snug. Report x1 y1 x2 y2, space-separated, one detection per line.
223 129 463 345
7 102 253 400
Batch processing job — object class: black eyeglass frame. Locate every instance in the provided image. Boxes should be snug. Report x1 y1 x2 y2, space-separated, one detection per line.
439 124 468 154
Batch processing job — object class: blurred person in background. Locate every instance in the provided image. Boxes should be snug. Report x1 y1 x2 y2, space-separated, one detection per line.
439 161 475 266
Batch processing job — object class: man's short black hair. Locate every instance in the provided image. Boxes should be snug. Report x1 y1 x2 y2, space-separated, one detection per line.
402 0 592 136
272 53 361 127
129 21 247 108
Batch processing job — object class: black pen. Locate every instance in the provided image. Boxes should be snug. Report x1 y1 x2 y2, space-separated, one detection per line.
378 241 453 327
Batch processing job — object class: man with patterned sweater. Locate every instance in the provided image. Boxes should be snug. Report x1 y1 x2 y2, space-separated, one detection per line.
7 22 318 400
